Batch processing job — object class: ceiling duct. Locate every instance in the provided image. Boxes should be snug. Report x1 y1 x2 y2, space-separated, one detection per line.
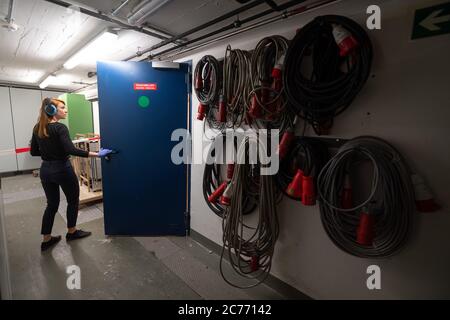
1 0 20 32
127 0 172 26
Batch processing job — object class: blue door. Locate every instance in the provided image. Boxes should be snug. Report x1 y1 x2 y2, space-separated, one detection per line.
97 61 189 236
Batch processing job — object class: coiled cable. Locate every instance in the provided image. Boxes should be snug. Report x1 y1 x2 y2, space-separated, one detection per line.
203 134 258 217
247 35 293 132
223 45 252 128
194 55 225 134
317 136 414 258
220 135 279 288
284 15 373 135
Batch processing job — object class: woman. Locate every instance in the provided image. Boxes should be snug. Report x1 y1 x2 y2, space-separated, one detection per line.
30 97 112 251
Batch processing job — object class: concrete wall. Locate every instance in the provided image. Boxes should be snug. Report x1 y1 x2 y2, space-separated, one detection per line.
182 0 450 299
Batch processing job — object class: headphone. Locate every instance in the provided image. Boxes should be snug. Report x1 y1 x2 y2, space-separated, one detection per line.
44 98 57 116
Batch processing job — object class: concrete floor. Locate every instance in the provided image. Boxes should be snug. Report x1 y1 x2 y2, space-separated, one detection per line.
1 174 287 300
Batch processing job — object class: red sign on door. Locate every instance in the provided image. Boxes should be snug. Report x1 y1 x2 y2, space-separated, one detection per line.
134 83 157 90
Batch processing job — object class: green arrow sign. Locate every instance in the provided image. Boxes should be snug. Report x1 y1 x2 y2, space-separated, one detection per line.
412 2 450 39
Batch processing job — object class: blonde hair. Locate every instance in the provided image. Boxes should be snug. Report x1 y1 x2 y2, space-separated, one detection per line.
34 98 65 138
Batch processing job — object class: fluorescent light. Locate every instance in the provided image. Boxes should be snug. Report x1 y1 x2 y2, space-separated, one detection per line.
63 29 118 70
128 0 171 26
39 75 56 89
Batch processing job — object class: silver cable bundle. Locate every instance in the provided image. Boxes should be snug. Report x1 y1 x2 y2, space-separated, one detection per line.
223 45 252 128
220 136 279 288
317 136 415 258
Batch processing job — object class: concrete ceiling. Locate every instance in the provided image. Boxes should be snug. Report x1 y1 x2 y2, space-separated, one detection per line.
0 0 312 92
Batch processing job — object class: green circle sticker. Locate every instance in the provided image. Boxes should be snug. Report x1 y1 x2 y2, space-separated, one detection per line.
138 96 150 108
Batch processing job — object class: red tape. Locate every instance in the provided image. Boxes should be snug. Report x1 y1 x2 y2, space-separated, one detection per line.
16 147 31 154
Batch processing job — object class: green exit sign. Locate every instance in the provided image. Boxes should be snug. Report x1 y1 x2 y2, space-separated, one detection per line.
412 2 450 39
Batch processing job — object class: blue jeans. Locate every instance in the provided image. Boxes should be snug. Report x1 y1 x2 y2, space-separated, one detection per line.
40 160 79 235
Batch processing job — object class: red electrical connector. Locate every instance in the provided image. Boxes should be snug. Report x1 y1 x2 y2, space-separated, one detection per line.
341 173 353 209
277 129 295 160
220 182 233 206
250 255 259 272
248 93 262 118
356 208 375 246
286 169 303 199
301 175 315 206
217 95 226 123
332 24 359 57
411 173 441 212
197 103 208 121
271 54 285 92
226 164 235 181
208 181 227 203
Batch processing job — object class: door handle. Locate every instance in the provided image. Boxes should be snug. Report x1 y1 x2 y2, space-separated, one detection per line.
104 150 118 162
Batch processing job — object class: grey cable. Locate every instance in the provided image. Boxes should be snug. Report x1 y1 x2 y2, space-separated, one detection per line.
220 136 279 288
317 136 415 258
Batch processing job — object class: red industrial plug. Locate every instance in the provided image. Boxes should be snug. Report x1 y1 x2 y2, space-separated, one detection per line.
411 174 441 212
250 255 259 272
194 73 203 90
208 181 227 203
220 182 233 206
197 103 208 121
249 93 262 118
217 95 226 123
341 173 353 209
356 208 375 246
226 163 235 181
332 24 358 57
271 55 285 92
272 78 282 93
277 129 295 160
301 175 316 206
286 169 303 199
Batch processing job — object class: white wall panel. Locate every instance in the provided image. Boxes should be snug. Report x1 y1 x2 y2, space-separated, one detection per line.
10 88 42 171
0 87 18 173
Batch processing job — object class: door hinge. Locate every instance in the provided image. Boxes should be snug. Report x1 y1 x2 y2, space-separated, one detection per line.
184 210 191 236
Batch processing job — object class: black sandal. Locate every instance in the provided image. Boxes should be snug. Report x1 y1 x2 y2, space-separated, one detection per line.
41 235 62 251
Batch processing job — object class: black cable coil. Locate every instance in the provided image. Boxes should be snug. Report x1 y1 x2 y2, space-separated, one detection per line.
317 136 415 258
283 15 373 135
194 55 224 132
276 137 328 201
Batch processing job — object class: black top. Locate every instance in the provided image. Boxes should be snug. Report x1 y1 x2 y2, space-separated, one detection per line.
30 122 89 161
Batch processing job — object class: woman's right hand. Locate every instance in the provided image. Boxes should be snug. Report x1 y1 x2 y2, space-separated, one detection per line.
98 148 113 158
88 148 114 158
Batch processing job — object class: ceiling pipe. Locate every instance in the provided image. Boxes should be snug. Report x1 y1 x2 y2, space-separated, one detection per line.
71 0 338 93
111 0 131 16
43 0 173 40
5 0 14 22
127 0 172 26
157 0 340 61
124 0 270 60
141 0 307 61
